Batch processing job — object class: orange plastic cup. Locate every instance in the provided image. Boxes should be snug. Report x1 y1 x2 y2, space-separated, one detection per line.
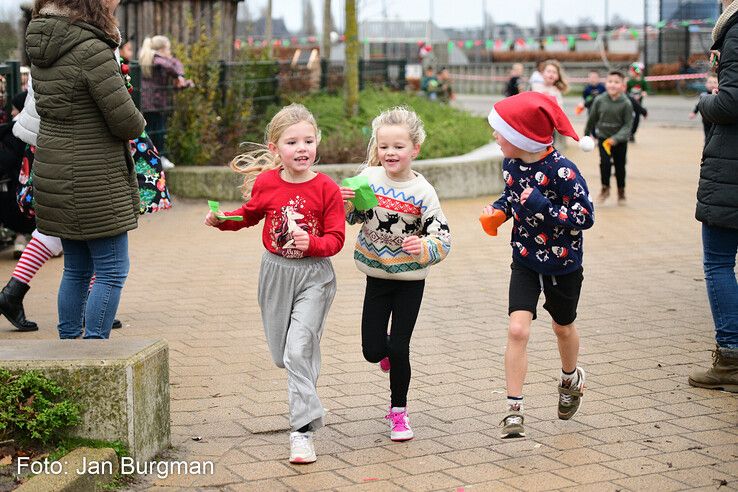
479 209 507 236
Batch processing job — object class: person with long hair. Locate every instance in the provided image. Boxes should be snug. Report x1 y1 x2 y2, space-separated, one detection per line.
138 35 192 157
531 59 569 108
204 104 345 464
26 0 145 339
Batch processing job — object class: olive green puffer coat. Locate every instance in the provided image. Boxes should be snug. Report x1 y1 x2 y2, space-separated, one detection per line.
26 15 145 240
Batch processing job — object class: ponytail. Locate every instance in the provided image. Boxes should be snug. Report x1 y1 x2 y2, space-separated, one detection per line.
138 35 171 78
138 37 154 78
230 144 280 201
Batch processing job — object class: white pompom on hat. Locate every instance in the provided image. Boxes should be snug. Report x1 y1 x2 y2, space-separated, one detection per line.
488 92 579 153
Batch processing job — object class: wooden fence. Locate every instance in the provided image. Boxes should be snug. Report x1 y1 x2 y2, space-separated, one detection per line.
117 0 242 61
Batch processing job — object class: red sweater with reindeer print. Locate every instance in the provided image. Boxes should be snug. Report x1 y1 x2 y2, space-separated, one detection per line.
216 168 345 259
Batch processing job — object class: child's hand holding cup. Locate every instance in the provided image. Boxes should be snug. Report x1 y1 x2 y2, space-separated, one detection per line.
339 186 355 201
204 211 224 227
479 207 507 236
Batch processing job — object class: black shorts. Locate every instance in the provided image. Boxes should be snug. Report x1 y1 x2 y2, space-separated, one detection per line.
508 261 584 326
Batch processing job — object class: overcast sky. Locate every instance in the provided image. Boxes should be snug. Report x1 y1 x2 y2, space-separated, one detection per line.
245 0 655 31
0 0 657 29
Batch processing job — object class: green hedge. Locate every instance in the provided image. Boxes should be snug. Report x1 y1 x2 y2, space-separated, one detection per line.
253 88 492 164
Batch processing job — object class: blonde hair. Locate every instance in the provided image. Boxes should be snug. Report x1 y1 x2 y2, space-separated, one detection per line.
230 103 321 200
138 35 171 78
543 59 569 94
365 106 426 168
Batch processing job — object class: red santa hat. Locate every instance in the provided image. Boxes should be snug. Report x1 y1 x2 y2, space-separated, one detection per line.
488 92 579 152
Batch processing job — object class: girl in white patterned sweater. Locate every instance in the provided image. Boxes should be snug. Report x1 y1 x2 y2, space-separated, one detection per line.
339 107 451 441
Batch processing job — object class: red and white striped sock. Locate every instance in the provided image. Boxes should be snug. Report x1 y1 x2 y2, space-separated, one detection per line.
11 237 54 284
88 274 96 291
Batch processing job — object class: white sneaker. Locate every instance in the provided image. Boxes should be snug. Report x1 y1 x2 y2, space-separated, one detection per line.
160 156 175 170
289 431 316 464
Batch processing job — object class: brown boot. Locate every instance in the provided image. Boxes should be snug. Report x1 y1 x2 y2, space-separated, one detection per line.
597 186 610 202
688 346 738 393
617 187 626 204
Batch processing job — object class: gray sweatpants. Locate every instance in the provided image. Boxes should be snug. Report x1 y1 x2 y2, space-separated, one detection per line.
258 252 337 431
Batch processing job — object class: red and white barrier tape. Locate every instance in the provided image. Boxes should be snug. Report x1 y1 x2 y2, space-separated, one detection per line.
448 72 708 83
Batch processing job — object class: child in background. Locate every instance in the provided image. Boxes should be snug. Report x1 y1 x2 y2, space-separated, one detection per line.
528 60 546 91
584 71 634 204
689 74 719 142
340 107 451 442
204 104 345 464
421 66 440 100
577 70 606 114
483 92 594 439
531 59 568 107
437 67 454 103
626 62 649 142
0 92 35 259
505 63 524 97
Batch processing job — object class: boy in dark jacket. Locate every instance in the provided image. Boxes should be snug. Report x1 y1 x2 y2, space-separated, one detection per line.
483 92 595 439
577 70 606 114
584 71 634 204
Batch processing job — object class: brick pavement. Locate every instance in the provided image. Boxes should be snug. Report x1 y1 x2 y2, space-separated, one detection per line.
1 123 737 491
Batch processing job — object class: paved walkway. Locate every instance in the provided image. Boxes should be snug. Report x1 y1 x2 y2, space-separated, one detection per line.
1 121 736 491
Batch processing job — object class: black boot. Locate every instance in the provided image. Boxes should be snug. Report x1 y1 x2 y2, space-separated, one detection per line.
0 278 38 331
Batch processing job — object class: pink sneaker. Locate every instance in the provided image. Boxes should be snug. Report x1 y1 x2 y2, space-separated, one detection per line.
379 357 391 373
385 408 414 441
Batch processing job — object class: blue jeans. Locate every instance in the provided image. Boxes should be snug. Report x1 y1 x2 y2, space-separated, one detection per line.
702 224 738 349
58 233 130 339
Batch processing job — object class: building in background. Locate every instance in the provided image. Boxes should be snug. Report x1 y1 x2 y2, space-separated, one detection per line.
654 0 719 64
660 0 721 21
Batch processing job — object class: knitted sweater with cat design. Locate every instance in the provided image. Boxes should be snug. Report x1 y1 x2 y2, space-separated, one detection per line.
347 166 451 280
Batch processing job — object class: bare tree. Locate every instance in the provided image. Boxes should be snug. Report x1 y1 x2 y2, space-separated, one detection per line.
321 0 331 60
303 0 317 36
344 0 358 118
265 0 273 57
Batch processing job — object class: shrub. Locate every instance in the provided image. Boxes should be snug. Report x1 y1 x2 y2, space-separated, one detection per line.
0 370 80 446
259 88 491 164
168 26 257 165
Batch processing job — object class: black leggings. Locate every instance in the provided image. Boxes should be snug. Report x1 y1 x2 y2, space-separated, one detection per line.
598 138 628 189
361 276 425 407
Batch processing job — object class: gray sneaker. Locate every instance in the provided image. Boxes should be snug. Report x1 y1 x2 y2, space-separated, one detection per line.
558 366 585 420
499 411 525 438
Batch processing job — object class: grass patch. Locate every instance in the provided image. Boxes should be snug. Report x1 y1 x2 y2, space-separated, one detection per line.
252 88 492 164
49 437 129 462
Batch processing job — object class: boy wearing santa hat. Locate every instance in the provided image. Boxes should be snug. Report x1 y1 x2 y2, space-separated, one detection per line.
482 92 595 439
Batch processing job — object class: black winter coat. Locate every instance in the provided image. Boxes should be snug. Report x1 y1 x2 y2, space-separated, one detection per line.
697 12 738 229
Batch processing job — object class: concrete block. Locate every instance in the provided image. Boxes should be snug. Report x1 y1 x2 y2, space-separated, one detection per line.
0 339 170 461
16 447 118 492
166 144 504 201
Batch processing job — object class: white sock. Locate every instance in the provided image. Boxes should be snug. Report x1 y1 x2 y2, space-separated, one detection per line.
561 368 579 387
506 396 523 412
391 407 406 413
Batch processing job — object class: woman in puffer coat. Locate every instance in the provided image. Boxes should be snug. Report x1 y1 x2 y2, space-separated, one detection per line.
26 0 145 339
689 0 738 392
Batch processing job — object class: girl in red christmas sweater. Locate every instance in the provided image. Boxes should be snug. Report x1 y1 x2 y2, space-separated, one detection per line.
204 104 345 465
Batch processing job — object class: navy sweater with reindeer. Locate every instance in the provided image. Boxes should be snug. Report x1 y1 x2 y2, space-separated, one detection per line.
492 148 594 275
347 166 451 280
